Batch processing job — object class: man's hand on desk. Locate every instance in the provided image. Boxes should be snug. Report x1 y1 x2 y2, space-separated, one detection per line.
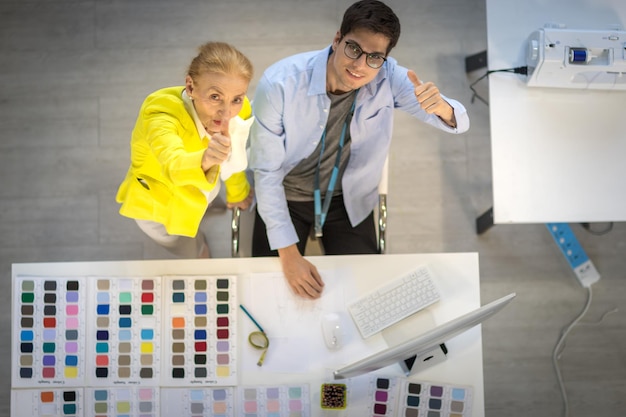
278 244 324 299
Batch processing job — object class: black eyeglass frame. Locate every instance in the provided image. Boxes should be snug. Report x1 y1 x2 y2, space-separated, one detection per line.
343 40 387 69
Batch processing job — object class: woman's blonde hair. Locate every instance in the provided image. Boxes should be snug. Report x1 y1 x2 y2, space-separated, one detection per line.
187 42 253 82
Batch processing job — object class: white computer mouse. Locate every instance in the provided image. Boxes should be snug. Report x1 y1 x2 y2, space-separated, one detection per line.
321 313 343 350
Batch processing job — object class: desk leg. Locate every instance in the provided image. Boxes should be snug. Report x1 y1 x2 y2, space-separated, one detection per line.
476 207 494 234
465 50 488 73
467 50 491 235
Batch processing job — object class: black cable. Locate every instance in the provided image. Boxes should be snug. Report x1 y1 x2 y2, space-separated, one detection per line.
469 71 490 106
469 66 528 106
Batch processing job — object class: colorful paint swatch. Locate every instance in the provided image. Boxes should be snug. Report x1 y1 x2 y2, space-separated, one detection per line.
85 387 159 417
11 388 83 417
393 379 474 417
87 277 161 385
238 384 310 417
159 387 235 417
370 377 398 416
162 276 238 386
12 277 85 387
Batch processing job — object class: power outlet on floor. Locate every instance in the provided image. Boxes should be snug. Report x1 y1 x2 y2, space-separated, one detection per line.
545 223 600 288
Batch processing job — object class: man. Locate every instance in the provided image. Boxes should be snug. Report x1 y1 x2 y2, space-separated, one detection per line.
249 0 469 299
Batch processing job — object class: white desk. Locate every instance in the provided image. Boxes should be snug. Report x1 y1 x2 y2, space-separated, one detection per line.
486 0 626 224
12 253 485 416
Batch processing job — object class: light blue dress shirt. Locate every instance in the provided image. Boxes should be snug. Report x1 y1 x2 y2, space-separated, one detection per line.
249 46 470 250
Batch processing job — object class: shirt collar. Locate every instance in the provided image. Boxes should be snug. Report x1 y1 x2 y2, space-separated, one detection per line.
309 46 332 96
182 89 210 139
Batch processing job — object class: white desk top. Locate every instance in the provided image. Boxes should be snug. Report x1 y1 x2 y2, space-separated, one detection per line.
486 0 626 223
12 253 485 416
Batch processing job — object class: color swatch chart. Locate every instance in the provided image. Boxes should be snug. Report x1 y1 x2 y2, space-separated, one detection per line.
368 376 474 417
11 388 83 417
12 274 238 391
87 276 162 386
160 387 235 417
14 277 86 387
85 387 160 416
369 376 399 416
161 275 238 386
238 384 310 417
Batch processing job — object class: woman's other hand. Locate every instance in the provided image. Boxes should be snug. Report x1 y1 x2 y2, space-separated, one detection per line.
227 187 254 210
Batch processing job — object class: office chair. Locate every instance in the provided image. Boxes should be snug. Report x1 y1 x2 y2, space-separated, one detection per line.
377 156 389 255
231 206 243 258
231 156 389 257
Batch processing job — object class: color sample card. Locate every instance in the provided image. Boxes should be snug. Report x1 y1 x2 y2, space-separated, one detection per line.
369 377 474 417
160 387 235 417
369 376 399 416
12 277 86 387
238 384 310 417
11 388 83 417
86 277 162 385
12 275 237 389
85 387 160 416
161 275 238 386
400 380 473 417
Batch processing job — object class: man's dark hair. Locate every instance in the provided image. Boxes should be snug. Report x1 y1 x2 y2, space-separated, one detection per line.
340 0 401 54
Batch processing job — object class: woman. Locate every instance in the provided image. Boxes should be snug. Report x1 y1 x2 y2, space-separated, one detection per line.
116 42 255 258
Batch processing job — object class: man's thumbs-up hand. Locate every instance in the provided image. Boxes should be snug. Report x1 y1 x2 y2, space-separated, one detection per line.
407 69 456 127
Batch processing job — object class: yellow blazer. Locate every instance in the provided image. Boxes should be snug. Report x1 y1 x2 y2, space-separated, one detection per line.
115 86 252 237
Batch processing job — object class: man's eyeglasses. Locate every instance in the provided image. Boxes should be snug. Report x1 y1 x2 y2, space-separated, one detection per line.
343 40 387 69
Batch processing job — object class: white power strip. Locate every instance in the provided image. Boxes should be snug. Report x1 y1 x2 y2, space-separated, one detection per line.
545 223 600 288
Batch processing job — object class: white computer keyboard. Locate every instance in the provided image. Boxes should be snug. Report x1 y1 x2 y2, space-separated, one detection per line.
348 264 441 339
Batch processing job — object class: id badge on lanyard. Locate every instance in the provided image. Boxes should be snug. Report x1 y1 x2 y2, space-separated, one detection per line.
314 91 358 237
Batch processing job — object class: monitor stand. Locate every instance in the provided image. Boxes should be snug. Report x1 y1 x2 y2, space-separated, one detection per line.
399 343 448 376
381 309 448 376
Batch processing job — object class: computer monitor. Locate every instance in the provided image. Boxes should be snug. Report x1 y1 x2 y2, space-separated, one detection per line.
333 292 516 380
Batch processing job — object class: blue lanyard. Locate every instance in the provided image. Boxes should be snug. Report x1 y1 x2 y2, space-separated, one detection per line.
314 90 358 237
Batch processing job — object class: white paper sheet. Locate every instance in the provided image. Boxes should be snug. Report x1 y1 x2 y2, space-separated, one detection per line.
239 268 383 375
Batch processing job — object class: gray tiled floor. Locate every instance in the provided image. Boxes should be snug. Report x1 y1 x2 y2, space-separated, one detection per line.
1 1 625 416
